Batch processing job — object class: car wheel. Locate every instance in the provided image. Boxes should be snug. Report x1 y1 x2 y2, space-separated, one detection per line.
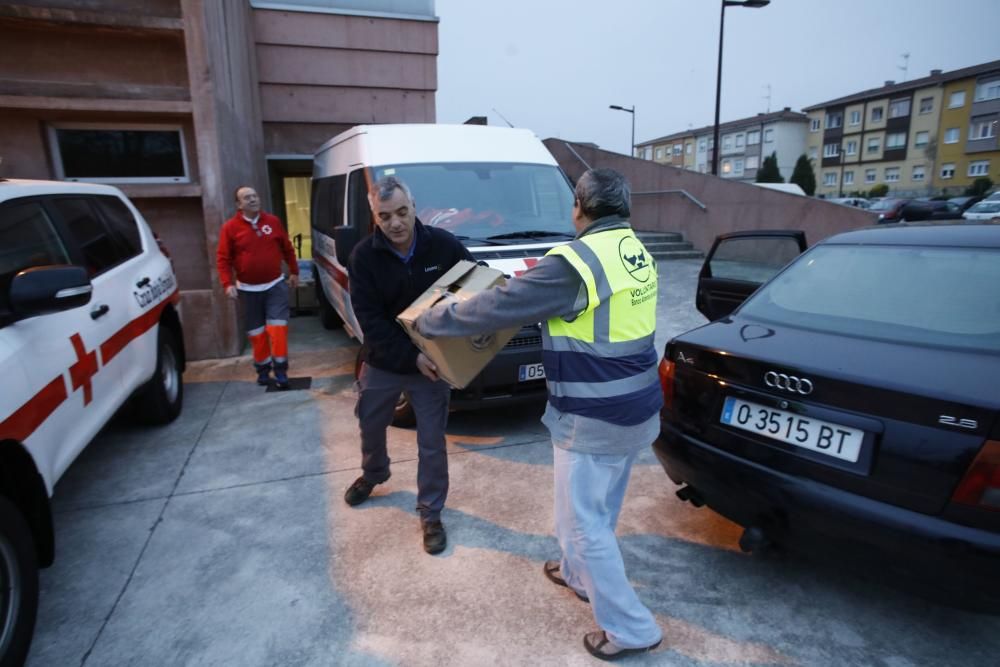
353 350 415 428
0 497 39 667
314 268 343 330
134 325 184 425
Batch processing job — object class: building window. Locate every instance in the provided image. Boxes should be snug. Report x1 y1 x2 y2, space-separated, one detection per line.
698 138 707 152
745 155 759 169
849 110 861 126
723 135 733 150
885 132 907 149
867 137 881 153
826 112 843 129
871 106 884 122
808 146 818 160
912 165 925 181
823 172 837 186
747 130 760 145
764 129 774 142
919 97 933 114
686 143 693 155
940 163 955 179
944 127 960 144
843 171 854 185
865 169 877 183
949 90 966 108
884 167 900 182
655 147 664 160
735 134 745 148
845 140 858 155
888 98 911 118
721 159 732 174
733 158 744 174
970 117 997 140
968 160 990 177
914 131 929 147
48 123 190 183
974 78 1000 102
823 143 840 158
673 144 683 156
810 118 820 132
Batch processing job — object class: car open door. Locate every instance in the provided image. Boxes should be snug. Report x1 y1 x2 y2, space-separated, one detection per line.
695 230 807 321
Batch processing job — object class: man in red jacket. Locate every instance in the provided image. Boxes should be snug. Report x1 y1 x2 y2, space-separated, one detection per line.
216 186 299 389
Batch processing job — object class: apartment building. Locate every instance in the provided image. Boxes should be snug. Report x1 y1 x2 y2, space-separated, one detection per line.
805 60 1000 198
0 0 438 359
635 108 808 183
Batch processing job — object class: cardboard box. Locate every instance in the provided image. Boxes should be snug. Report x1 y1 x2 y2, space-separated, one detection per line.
397 260 519 389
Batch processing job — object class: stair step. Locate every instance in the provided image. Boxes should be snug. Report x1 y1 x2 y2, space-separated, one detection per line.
642 241 694 252
650 249 704 261
635 231 683 243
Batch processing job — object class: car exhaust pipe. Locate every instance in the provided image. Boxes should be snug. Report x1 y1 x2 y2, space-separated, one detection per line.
738 526 770 554
675 485 704 507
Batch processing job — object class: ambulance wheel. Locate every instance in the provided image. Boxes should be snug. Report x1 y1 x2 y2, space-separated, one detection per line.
353 350 415 428
0 497 39 667
314 270 342 330
135 325 184 425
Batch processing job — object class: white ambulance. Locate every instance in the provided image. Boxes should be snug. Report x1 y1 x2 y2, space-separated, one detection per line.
0 179 185 664
311 124 575 424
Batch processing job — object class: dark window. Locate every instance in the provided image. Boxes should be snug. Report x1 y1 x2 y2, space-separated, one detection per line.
347 169 373 231
310 174 346 236
51 198 130 276
709 237 802 283
93 195 142 258
0 201 71 314
55 128 187 181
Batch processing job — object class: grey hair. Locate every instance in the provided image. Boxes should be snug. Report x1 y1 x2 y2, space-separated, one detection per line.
574 168 630 220
368 175 414 209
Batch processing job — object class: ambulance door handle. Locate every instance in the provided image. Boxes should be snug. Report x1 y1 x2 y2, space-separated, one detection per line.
90 304 110 320
136 276 151 288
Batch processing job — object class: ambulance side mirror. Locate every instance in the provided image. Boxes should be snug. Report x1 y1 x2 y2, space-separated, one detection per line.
9 265 93 320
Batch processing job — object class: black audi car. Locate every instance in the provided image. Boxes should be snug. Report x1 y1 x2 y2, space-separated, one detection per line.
654 224 1000 599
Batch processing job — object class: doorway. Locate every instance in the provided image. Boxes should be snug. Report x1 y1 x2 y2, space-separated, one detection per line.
266 156 314 312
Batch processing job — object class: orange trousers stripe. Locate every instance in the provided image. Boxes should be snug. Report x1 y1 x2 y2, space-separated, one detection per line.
266 324 288 360
249 330 271 364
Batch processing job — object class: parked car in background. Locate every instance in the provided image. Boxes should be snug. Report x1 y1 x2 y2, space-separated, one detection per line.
655 224 1000 604
962 200 1000 221
948 196 984 213
0 179 185 665
869 197 909 223
827 197 870 209
900 200 963 222
984 191 1000 202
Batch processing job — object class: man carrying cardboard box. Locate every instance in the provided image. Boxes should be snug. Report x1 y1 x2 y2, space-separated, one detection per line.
343 175 473 555
415 169 663 660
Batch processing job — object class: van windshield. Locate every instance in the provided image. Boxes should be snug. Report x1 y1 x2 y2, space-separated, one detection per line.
373 162 575 241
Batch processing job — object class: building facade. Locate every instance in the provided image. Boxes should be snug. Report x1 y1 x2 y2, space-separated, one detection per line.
933 72 1000 194
0 0 438 359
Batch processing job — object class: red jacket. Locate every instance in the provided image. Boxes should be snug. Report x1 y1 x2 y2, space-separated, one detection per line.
216 211 299 289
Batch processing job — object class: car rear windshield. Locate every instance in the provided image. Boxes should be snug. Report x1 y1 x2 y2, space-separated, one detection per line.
868 199 902 211
969 201 1000 214
373 162 574 240
740 244 1000 352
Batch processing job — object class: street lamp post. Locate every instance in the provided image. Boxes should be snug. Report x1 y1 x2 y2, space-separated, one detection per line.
609 105 635 156
712 0 770 176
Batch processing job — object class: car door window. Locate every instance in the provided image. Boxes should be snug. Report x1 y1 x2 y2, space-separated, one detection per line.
50 198 129 277
708 237 803 283
93 195 142 258
0 201 71 314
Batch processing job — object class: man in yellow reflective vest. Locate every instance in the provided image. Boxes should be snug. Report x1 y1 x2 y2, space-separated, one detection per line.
416 168 663 661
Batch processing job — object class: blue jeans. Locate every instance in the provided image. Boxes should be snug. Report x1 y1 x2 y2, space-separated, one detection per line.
553 447 662 648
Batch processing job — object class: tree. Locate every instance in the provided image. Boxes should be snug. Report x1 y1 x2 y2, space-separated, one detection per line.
756 151 784 183
965 177 994 197
869 183 889 198
789 154 816 196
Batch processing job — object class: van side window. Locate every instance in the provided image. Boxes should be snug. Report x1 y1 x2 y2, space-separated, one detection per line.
93 195 142 259
51 198 130 276
0 201 71 314
347 169 373 232
311 174 346 235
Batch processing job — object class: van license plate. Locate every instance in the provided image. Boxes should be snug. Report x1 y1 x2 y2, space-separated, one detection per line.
518 363 545 382
720 397 863 463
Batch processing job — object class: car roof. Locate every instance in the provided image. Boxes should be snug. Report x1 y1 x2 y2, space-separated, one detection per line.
0 178 124 201
824 223 1000 248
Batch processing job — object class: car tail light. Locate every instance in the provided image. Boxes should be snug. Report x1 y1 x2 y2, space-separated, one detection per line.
658 356 676 410
952 440 1000 511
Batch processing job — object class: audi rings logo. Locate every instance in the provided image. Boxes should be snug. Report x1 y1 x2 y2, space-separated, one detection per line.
764 371 813 395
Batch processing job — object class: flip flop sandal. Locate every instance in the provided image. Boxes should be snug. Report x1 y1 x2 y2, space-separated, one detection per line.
543 560 589 602
583 630 662 662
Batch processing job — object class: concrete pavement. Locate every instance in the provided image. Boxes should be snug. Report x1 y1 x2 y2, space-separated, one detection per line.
27 259 1000 666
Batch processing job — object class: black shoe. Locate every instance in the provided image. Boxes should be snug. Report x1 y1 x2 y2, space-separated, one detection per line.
273 373 290 390
422 520 447 555
256 371 272 386
343 477 376 506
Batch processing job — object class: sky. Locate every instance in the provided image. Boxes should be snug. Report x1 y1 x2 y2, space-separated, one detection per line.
434 0 1000 155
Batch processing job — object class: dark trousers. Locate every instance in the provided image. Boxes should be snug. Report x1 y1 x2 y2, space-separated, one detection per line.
355 364 451 523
